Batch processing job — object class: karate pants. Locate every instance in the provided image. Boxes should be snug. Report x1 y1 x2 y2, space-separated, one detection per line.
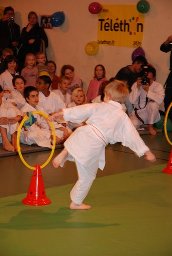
70 160 98 205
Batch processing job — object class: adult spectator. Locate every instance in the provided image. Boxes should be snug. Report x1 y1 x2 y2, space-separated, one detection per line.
114 55 148 91
18 11 48 69
160 35 172 121
0 6 20 56
129 65 164 135
114 55 148 114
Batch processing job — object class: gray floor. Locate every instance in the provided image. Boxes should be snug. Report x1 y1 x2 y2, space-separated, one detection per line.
0 133 170 198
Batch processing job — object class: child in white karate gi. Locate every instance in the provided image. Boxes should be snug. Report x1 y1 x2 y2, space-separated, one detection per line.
0 85 22 151
51 80 156 210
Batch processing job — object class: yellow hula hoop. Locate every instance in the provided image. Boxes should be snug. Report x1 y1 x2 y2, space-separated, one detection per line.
164 102 172 146
17 111 56 170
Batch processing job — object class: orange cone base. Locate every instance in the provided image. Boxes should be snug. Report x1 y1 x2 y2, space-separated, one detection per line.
22 196 51 206
162 166 172 174
22 164 52 206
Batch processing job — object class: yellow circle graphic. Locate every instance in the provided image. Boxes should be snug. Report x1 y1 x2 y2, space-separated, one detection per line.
17 111 56 170
164 102 172 146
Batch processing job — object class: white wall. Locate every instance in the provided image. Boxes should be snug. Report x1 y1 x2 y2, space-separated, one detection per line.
1 0 172 89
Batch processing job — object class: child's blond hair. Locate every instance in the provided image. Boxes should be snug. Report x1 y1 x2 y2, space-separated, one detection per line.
104 80 129 103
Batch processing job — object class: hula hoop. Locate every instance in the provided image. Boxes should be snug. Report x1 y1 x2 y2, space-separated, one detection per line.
164 102 172 146
17 111 56 170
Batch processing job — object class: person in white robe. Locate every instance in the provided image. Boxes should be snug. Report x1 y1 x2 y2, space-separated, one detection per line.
0 85 22 151
129 65 165 135
0 55 18 91
20 86 52 148
51 80 156 210
36 75 72 143
53 76 71 107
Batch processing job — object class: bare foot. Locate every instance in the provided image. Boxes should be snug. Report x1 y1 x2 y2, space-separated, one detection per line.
144 150 156 162
11 133 18 151
3 141 15 152
52 149 68 168
70 202 91 210
148 125 157 136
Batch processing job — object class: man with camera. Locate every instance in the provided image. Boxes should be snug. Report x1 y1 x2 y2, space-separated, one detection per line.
160 35 172 121
0 6 20 57
129 65 165 135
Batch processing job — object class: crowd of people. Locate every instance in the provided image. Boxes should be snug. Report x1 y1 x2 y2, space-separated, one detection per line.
0 6 170 154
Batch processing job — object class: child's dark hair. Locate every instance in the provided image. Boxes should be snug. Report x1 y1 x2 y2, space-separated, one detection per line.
12 75 26 86
47 60 57 72
60 65 74 76
3 6 14 15
94 64 106 79
4 55 17 70
24 86 38 100
132 55 147 65
38 75 52 88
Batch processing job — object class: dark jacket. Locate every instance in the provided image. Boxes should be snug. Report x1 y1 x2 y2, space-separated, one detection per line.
0 19 20 54
160 42 172 71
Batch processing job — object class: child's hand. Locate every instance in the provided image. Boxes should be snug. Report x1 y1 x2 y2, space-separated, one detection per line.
144 151 156 162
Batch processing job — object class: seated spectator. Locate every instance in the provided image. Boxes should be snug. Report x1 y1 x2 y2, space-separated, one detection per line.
67 87 86 130
0 55 18 91
53 76 71 107
60 64 83 93
0 48 13 74
114 55 148 115
0 85 22 151
47 60 60 90
21 53 38 87
87 64 107 103
36 75 72 144
129 65 165 135
20 86 52 148
11 75 26 109
36 51 49 76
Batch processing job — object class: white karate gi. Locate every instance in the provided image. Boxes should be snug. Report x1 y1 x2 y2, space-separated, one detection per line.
20 103 51 148
53 89 71 107
0 70 18 91
0 99 21 135
129 81 165 128
62 101 150 204
11 90 26 109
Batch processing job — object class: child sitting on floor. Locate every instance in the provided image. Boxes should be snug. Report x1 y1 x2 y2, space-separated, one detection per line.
51 80 156 210
0 85 22 151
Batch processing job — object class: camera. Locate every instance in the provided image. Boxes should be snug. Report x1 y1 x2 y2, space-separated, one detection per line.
141 65 150 85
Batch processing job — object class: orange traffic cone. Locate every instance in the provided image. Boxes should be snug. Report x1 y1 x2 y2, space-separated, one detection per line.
22 164 51 206
162 150 172 174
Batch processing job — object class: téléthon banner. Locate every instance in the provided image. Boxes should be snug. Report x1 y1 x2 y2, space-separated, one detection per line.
97 5 144 47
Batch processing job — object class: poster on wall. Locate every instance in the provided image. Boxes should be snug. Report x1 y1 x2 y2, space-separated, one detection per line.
40 15 53 29
97 5 144 47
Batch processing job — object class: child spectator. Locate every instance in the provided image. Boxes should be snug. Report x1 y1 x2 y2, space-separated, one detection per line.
47 60 60 90
53 76 71 106
68 87 86 107
0 48 13 74
60 64 83 93
36 52 49 76
36 75 72 144
20 86 51 148
21 53 38 87
0 55 18 91
11 75 26 109
87 64 107 103
51 80 156 210
0 85 22 151
67 87 86 130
